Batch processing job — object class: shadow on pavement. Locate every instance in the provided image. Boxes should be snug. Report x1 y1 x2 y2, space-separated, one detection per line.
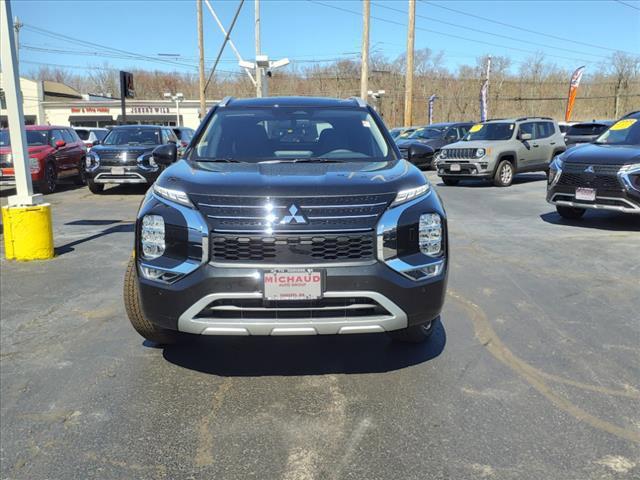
55 222 135 255
437 173 547 188
540 211 640 232
162 320 446 376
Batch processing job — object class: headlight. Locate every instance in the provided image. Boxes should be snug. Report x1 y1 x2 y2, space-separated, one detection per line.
141 215 165 259
619 163 640 192
153 184 193 207
548 155 564 185
438 150 447 159
29 158 41 172
149 155 157 168
419 213 442 256
86 152 100 170
392 184 430 206
475 148 486 158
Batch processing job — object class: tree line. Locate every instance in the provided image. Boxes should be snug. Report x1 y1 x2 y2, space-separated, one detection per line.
29 50 640 126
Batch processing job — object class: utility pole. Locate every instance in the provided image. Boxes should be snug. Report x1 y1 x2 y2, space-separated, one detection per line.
13 15 22 63
360 0 370 101
197 0 206 119
255 0 263 97
403 0 415 127
485 55 491 118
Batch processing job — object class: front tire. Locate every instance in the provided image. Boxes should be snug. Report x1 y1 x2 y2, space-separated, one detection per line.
39 162 57 194
556 205 586 219
88 180 104 194
493 160 514 187
442 177 459 186
124 255 181 345
388 317 438 344
74 161 87 185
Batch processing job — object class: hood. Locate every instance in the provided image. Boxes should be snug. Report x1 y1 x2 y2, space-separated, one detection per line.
441 140 499 150
0 145 53 157
561 143 640 165
396 138 443 150
92 144 157 155
156 159 427 197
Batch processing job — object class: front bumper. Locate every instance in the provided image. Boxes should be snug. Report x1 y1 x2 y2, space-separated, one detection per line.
436 160 492 177
87 165 159 184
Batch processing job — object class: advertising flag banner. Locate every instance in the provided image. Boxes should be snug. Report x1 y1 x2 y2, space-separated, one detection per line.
565 66 585 122
479 80 489 122
428 94 437 124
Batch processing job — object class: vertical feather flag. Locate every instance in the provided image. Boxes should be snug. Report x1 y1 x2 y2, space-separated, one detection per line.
479 79 489 122
565 66 585 122
428 94 437 125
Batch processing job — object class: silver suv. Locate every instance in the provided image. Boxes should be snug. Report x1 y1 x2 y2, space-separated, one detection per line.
435 117 566 187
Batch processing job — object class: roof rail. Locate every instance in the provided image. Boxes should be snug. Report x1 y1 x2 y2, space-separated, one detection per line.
218 96 234 107
515 116 553 122
347 96 368 108
622 110 640 118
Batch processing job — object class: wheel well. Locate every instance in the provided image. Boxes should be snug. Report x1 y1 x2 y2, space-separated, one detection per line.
493 153 516 174
552 148 566 157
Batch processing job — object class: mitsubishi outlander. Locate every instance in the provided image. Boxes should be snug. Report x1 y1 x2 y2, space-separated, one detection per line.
124 97 448 345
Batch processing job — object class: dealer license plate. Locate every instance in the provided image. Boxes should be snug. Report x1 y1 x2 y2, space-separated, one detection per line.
111 167 125 175
575 187 596 202
264 269 322 301
450 163 461 172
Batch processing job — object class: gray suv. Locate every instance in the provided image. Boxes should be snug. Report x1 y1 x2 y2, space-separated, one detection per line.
435 117 566 187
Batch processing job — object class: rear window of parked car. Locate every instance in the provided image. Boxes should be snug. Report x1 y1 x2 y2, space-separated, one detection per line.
567 124 610 136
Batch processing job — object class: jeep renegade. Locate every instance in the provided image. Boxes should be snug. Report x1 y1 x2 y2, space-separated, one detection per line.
124 97 448 345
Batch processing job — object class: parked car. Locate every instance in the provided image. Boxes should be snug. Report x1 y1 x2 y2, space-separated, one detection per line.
435 117 566 187
124 96 448 346
547 111 640 219
564 121 614 148
85 125 178 194
0 125 86 193
73 127 109 150
557 121 578 138
172 126 195 154
396 122 474 169
389 126 417 139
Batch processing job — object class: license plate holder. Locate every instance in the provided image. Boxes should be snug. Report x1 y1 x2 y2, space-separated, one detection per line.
111 167 125 175
263 269 323 301
575 187 596 202
450 163 461 172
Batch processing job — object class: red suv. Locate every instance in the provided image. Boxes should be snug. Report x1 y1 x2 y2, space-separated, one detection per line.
0 125 87 194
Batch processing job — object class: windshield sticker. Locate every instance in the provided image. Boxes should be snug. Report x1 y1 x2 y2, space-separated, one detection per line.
362 120 371 128
469 124 484 133
610 119 637 131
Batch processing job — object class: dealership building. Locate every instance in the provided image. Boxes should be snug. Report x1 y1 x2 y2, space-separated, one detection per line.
0 75 218 129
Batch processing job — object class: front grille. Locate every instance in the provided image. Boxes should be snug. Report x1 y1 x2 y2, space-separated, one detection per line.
195 296 391 320
558 163 623 192
97 150 141 166
211 233 375 263
443 148 477 159
399 147 409 159
192 193 394 232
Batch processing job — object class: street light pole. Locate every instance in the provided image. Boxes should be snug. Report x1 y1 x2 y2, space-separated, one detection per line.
163 92 184 126
255 0 263 97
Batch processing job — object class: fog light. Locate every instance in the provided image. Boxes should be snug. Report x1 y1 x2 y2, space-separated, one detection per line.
141 215 165 259
419 213 442 256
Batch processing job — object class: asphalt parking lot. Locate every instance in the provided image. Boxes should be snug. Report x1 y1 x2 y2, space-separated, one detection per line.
1 172 639 480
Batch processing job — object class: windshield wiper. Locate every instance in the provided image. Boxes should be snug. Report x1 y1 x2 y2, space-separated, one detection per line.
196 157 245 163
258 158 345 164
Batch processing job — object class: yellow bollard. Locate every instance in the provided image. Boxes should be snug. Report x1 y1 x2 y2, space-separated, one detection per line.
2 204 54 260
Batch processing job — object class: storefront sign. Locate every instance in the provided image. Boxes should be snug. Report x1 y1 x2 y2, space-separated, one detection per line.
71 107 110 113
130 106 170 114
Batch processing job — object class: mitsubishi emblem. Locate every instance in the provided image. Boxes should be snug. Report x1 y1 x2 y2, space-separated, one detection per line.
281 204 307 224
584 165 595 173
120 152 128 162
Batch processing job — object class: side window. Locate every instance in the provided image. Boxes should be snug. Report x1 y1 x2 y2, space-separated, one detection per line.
166 129 178 143
519 122 536 140
535 122 553 139
65 129 78 143
50 129 64 146
160 130 169 144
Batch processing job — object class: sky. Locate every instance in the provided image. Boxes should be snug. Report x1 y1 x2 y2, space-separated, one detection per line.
11 0 640 79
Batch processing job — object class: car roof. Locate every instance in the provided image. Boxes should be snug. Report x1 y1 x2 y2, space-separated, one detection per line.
623 110 640 119
223 96 366 109
485 117 554 123
74 127 108 131
110 124 161 129
570 120 614 127
25 125 70 131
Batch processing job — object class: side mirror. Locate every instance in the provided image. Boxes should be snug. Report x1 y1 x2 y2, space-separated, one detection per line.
520 132 532 142
408 144 434 162
55 139 66 148
152 143 177 166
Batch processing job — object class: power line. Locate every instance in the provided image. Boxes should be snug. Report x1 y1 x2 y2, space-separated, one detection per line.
374 1 610 61
614 0 640 11
308 0 602 65
420 0 639 55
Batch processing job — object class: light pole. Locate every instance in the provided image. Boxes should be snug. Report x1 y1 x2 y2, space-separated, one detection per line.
368 89 386 119
240 55 289 97
163 92 184 126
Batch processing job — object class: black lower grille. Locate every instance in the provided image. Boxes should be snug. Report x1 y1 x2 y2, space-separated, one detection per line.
211 233 375 263
558 164 623 191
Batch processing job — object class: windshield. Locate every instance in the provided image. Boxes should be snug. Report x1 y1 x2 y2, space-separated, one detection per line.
0 129 49 147
193 107 394 163
102 128 161 146
567 124 610 136
408 127 444 140
594 118 640 146
464 123 515 141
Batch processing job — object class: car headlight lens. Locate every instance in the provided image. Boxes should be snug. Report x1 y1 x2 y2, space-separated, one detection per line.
29 157 41 172
149 155 157 168
392 184 430 207
141 215 165 259
475 148 486 158
438 150 447 159
153 184 193 207
86 152 100 170
419 213 442 256
549 155 564 185
619 163 640 192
